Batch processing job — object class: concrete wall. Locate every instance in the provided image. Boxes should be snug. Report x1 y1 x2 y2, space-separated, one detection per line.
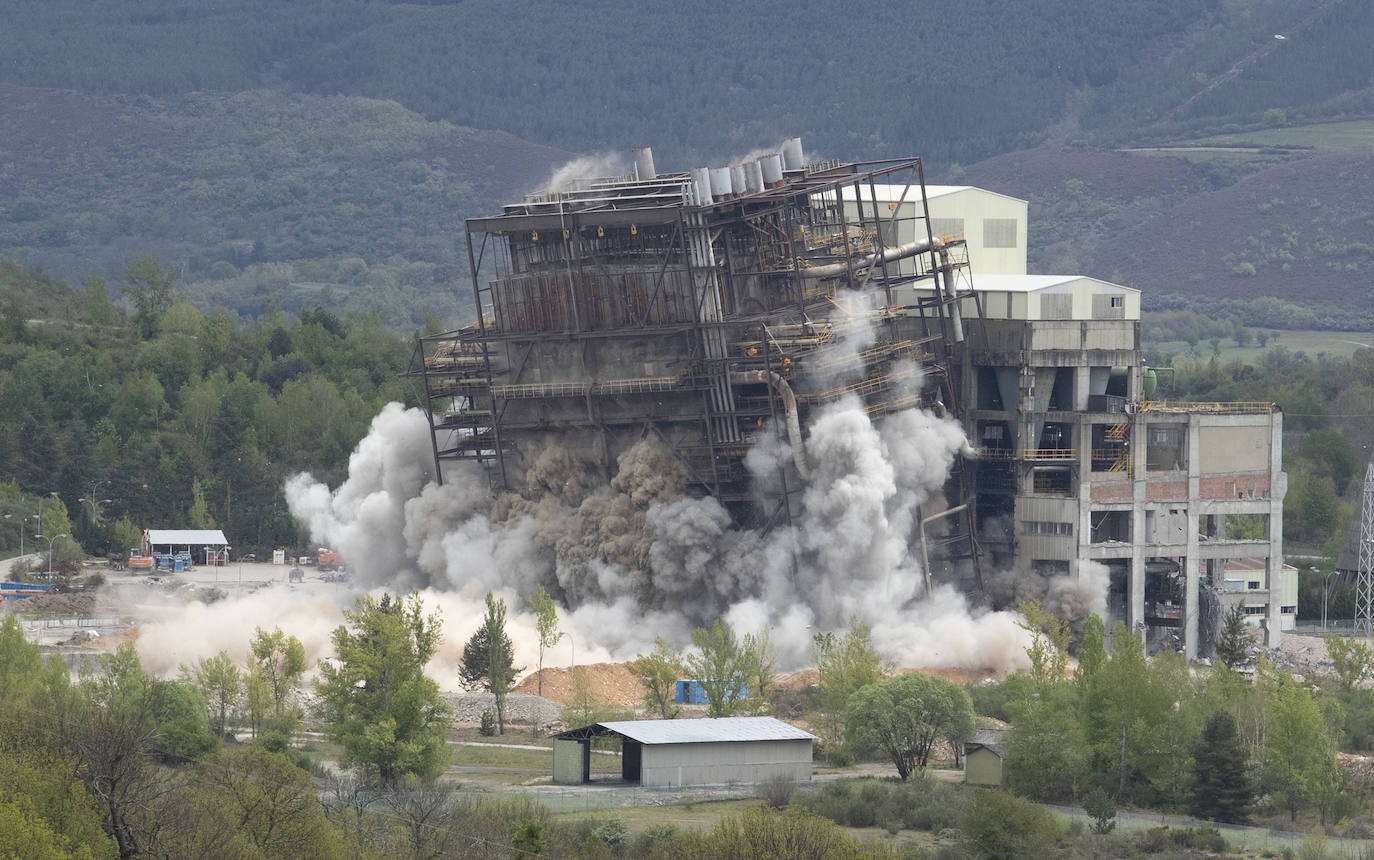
1198 424 1272 474
639 739 813 787
965 748 1004 786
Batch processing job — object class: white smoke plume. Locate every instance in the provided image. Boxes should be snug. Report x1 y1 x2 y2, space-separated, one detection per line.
540 152 632 195
268 380 1033 677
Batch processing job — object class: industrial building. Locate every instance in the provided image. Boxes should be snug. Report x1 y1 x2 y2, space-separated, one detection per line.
413 138 1288 659
412 140 979 556
553 717 815 787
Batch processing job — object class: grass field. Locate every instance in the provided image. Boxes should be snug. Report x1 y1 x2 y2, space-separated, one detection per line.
1146 329 1374 365
1193 120 1374 153
552 799 757 834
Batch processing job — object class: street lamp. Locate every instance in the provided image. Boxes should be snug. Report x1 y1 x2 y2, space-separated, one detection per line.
77 496 114 525
33 533 68 580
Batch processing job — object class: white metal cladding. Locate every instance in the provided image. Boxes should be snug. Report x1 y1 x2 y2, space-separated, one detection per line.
638 738 813 787
595 716 816 745
145 529 229 545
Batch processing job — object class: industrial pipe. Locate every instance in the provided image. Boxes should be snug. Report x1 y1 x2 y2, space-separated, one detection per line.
798 236 944 280
731 370 809 480
919 503 969 595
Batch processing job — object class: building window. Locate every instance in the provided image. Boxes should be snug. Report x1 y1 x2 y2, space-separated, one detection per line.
1282 605 1296 614
983 218 1018 248
1022 521 1073 536
1031 560 1071 576
1110 296 1123 308
930 217 964 237
1244 606 1265 615
1247 581 1261 590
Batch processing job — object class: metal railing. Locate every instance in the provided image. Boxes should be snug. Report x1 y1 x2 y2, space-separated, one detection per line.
1140 401 1276 414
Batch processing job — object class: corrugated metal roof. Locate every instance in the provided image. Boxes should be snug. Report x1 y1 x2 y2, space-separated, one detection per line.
966 728 1007 756
589 717 815 745
145 529 229 545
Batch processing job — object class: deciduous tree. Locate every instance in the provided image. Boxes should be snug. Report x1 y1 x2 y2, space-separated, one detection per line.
812 617 888 755
846 672 974 780
685 620 751 718
182 650 240 737
316 593 451 785
1327 635 1373 690
525 584 559 698
628 637 685 719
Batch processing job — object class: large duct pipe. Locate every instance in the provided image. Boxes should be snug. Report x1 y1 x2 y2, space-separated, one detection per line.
709 166 733 200
690 167 712 204
781 137 805 170
760 153 784 186
939 248 965 343
798 236 944 280
634 147 656 181
731 370 808 480
744 160 765 194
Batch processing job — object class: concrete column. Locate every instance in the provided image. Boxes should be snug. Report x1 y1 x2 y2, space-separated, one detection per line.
1183 416 1202 660
1074 366 1091 411
1266 411 1286 647
1129 415 1148 635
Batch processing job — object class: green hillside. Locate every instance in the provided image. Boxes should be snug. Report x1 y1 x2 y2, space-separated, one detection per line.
8 0 1365 167
0 86 568 328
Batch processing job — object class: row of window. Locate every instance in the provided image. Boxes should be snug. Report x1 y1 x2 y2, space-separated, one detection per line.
927 217 1020 249
1022 520 1073 536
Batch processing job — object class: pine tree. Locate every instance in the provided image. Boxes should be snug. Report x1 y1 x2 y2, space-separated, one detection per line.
1214 605 1252 668
1191 710 1254 823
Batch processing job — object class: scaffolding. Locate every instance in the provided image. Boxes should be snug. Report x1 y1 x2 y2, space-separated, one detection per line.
409 150 978 551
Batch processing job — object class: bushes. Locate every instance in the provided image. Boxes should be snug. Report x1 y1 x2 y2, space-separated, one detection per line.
962 789 1066 860
795 776 970 835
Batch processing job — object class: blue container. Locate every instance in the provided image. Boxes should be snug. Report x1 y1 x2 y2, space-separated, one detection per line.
173 559 184 572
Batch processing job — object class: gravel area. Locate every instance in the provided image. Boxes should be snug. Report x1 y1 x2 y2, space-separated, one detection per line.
444 691 561 727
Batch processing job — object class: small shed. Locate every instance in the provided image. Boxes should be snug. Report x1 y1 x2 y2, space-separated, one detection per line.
964 729 1008 786
143 529 230 568
553 716 814 788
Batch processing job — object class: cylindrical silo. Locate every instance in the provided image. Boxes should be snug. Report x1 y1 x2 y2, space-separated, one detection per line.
690 167 712 204
760 153 784 186
781 137 805 170
709 166 733 200
634 147 656 181
745 160 765 194
731 164 746 196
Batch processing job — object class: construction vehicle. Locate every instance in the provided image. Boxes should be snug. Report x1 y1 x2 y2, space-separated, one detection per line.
127 549 154 570
317 548 342 571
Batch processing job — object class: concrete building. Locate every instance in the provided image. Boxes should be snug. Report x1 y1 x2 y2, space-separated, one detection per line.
910 267 1286 657
553 717 815 787
418 139 1287 659
1219 558 1298 631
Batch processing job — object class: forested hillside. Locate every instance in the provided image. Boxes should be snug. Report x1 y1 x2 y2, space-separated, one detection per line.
0 86 567 328
0 258 419 555
4 0 1368 166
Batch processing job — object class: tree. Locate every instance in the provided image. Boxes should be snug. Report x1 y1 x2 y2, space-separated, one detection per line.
740 627 778 715
121 257 176 340
628 637 686 719
183 650 241 738
1081 623 1172 803
684 620 751 718
1264 667 1342 823
525 584 559 698
1082 786 1117 834
461 593 517 735
249 627 305 737
1214 605 1253 669
846 672 974 780
1191 711 1254 823
66 645 172 859
812 616 888 755
1017 599 1069 686
315 593 451 786
1327 635 1373 690
188 478 216 529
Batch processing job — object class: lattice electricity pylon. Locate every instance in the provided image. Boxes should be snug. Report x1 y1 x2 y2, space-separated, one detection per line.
1356 463 1374 636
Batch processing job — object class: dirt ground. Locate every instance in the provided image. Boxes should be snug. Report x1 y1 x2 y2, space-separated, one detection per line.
514 662 644 706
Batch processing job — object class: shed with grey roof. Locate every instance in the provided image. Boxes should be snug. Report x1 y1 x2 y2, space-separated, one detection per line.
552 717 815 787
964 729 1008 786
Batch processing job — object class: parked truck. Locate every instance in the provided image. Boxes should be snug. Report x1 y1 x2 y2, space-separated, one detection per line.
317 548 342 571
